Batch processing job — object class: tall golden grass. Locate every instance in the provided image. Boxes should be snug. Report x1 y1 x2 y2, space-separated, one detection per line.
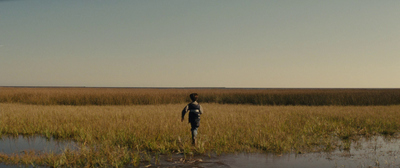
1 103 400 167
1 87 400 106
1 87 400 166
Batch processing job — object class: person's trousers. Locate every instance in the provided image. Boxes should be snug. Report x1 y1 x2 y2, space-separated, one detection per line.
190 121 200 141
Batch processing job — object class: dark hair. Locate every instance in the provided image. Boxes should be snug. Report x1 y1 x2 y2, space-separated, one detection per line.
190 93 198 101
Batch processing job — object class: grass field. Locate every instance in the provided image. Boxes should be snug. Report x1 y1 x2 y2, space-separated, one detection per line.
1 101 400 167
1 87 400 106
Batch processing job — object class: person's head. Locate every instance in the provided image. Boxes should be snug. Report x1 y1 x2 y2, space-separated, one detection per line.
190 93 198 102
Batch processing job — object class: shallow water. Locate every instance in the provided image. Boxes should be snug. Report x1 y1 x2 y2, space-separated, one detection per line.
147 136 400 168
0 135 78 154
0 136 399 167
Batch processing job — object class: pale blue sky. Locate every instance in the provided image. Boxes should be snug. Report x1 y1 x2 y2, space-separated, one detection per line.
1 1 399 88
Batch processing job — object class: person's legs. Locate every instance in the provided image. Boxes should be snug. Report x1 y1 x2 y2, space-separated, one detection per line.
190 121 199 145
191 127 198 144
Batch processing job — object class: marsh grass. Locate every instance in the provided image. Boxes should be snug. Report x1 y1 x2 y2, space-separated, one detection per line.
1 103 400 167
1 87 400 106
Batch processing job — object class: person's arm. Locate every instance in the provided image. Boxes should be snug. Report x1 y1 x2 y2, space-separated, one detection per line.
199 105 204 115
181 105 188 122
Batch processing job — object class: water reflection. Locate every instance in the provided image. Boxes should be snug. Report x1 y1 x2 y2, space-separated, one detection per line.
153 136 400 168
0 135 78 154
217 136 400 168
1 135 399 167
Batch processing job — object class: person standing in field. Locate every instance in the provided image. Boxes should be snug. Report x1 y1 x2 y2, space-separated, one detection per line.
181 93 203 146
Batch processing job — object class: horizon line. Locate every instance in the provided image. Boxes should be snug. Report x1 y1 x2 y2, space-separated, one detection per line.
1 86 399 90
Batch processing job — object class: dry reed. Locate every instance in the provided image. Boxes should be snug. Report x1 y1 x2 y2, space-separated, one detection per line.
1 87 400 106
1 103 400 167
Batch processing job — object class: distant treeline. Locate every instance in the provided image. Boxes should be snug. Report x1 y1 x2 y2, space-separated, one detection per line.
1 87 399 106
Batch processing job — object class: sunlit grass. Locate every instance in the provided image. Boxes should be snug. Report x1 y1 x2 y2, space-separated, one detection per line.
1 103 400 167
1 87 400 106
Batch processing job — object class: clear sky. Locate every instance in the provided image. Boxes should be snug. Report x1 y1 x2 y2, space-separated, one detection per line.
1 1 399 88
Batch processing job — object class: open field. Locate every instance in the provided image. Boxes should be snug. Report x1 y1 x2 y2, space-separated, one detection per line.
1 87 400 106
1 102 400 167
